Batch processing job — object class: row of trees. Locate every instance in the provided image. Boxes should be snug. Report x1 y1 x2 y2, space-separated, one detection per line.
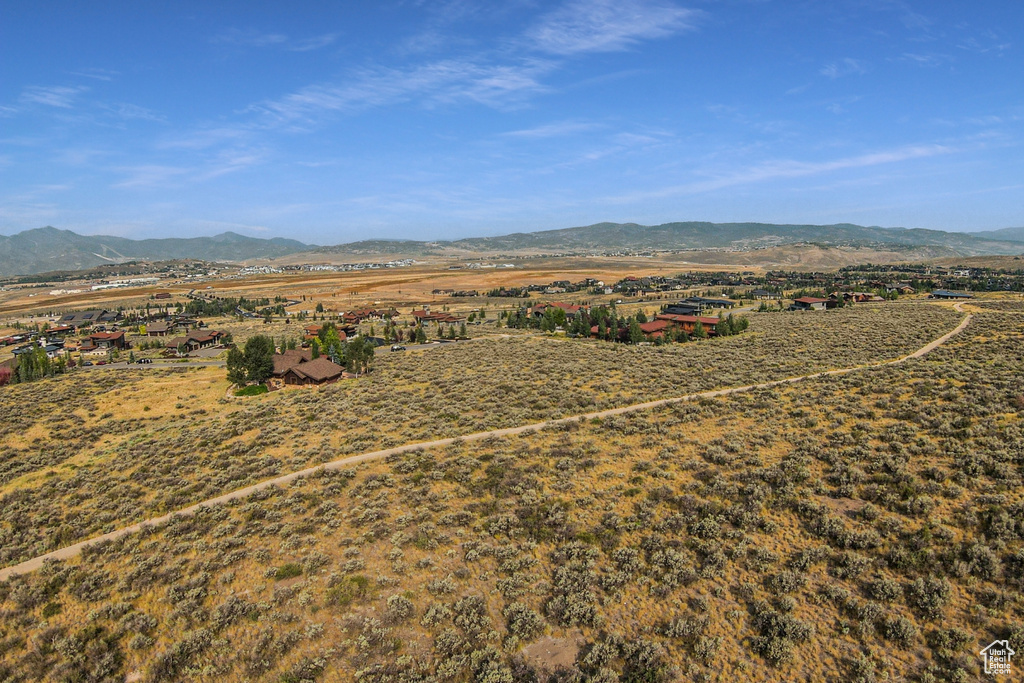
5 347 71 385
506 305 749 344
184 296 269 317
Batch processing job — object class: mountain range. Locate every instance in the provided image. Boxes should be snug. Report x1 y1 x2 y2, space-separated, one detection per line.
0 227 311 278
1 222 1023 278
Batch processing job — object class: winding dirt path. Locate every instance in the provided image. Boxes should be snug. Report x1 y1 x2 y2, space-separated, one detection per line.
0 311 973 581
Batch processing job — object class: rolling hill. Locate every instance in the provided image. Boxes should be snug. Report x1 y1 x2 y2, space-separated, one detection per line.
2 222 1023 277
971 226 1024 243
0 227 313 277
443 221 1024 254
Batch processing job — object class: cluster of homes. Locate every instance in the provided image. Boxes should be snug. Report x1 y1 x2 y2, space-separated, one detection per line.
411 307 465 324
143 317 229 354
338 307 398 325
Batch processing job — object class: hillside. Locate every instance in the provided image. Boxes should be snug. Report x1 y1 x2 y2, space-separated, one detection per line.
4 222 1024 278
445 221 1024 254
971 226 1024 243
0 227 312 277
312 221 1024 259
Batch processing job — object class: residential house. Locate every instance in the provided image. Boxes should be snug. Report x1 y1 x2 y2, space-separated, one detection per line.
790 297 829 311
146 321 172 336
929 289 973 299
165 330 225 355
272 348 314 378
663 302 702 316
412 308 464 324
530 302 587 318
281 357 345 386
85 331 128 350
653 314 723 335
58 309 121 328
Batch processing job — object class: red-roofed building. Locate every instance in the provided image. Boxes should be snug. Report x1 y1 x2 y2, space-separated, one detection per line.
83 331 128 350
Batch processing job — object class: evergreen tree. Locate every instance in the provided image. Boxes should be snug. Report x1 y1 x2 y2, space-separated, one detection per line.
243 335 275 383
693 321 707 339
628 318 644 344
226 347 247 385
716 312 734 336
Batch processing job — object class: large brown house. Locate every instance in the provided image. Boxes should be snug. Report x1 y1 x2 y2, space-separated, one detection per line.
281 357 344 386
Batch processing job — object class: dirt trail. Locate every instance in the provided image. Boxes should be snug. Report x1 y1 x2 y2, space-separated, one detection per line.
0 311 973 581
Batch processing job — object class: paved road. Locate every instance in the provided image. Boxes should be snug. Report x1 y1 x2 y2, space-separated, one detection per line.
80 360 226 370
0 311 972 581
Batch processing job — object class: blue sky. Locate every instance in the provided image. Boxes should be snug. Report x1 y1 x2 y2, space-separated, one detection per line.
1 0 1021 244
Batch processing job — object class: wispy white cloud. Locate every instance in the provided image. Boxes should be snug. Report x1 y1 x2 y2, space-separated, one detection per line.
610 144 952 201
956 34 1011 54
112 165 189 189
212 27 337 51
502 121 603 138
527 0 697 55
212 27 288 47
290 33 339 52
20 85 89 108
97 102 166 123
193 150 265 181
251 58 553 126
901 52 949 67
820 58 867 78
157 127 252 150
68 67 119 81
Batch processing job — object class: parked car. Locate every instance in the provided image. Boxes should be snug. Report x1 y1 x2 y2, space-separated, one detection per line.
81 361 93 367
390 344 406 352
137 358 152 364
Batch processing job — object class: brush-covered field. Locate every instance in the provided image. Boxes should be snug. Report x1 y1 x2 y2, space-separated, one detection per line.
0 305 962 569
0 306 1021 681
4 303 1019 683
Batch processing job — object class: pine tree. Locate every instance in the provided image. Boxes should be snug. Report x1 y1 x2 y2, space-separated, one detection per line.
226 347 246 385
628 318 644 344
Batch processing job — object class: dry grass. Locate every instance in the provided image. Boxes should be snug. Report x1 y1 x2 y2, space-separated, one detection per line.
0 304 964 570
0 308 1020 682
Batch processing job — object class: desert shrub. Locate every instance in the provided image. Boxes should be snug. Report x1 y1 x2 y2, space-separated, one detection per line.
866 577 903 603
326 575 370 607
384 594 415 624
906 577 953 620
881 615 918 645
750 600 815 666
503 602 546 641
273 563 302 581
765 571 806 594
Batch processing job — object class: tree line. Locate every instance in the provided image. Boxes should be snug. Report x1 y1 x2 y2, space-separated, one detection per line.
505 305 748 344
